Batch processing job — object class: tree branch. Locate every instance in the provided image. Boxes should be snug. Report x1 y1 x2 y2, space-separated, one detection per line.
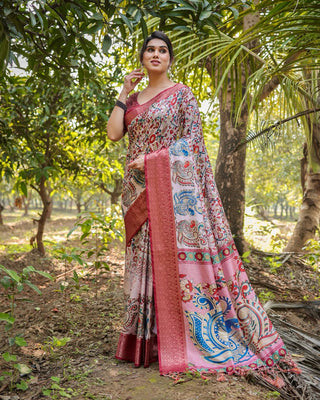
233 107 320 152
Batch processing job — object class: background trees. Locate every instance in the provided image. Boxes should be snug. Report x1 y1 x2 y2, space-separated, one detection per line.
1 0 319 254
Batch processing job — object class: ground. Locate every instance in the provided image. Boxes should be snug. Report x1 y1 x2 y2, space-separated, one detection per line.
0 211 319 400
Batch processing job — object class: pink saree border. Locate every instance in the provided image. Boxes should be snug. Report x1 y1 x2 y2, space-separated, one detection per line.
145 150 188 375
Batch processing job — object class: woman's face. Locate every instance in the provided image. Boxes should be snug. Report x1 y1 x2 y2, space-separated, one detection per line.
142 38 171 74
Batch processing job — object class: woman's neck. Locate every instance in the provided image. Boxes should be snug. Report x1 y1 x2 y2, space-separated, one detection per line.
147 72 172 89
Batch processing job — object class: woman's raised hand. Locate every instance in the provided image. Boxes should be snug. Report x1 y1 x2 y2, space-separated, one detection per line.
122 68 145 96
127 154 145 172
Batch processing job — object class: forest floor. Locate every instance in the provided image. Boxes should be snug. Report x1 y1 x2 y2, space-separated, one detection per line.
0 211 319 400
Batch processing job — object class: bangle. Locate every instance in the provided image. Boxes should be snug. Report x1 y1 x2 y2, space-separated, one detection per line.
115 100 127 112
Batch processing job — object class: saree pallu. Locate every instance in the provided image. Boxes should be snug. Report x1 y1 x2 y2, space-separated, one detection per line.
116 84 297 378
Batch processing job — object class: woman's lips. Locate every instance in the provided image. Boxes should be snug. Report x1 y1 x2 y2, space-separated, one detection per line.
151 60 160 65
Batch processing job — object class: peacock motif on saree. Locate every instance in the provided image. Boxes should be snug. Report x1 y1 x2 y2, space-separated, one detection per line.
177 220 207 247
169 138 189 157
173 190 203 216
184 286 278 365
172 160 194 186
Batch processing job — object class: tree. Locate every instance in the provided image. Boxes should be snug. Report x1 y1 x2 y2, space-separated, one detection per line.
0 65 119 254
150 0 320 251
234 1 320 250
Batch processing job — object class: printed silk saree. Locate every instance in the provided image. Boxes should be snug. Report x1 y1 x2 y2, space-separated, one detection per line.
116 83 297 378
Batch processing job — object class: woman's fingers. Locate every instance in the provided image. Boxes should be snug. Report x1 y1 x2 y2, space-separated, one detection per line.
128 155 145 172
124 69 145 91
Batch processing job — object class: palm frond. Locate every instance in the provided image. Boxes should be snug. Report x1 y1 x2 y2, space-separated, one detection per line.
233 108 320 152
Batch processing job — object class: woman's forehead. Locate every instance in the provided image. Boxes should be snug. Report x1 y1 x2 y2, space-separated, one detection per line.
146 38 168 48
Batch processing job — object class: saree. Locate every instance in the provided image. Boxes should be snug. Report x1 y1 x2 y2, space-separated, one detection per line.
115 83 297 378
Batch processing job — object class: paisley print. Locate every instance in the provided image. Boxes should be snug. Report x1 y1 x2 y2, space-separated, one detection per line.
172 160 194 185
177 220 206 247
236 300 280 353
173 191 202 216
121 181 137 208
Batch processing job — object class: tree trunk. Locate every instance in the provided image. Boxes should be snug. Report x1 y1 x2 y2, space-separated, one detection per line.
22 193 31 216
205 7 260 255
47 199 53 220
99 178 123 206
46 182 53 220
36 177 52 256
215 95 248 254
0 204 4 225
284 171 320 251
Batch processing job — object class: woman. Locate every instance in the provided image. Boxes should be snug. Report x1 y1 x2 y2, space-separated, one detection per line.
107 31 297 379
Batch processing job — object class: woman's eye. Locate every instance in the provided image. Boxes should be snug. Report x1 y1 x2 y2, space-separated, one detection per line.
147 48 154 52
160 49 167 53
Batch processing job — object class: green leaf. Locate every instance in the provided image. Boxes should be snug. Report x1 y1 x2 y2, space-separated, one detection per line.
242 251 251 258
26 281 42 295
84 20 104 34
51 383 61 389
72 255 84 265
16 379 28 390
0 275 13 289
59 390 72 398
120 14 133 32
20 181 28 197
0 36 9 71
67 225 79 238
199 10 212 21
29 11 37 27
140 17 148 39
102 34 112 55
0 266 21 283
228 6 239 19
15 336 27 347
0 313 15 324
35 270 54 280
3 352 17 362
14 363 32 375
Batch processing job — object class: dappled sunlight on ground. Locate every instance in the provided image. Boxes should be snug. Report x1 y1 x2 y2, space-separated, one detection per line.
244 208 295 252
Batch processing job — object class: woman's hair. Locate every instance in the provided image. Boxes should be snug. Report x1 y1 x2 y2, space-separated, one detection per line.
139 31 174 64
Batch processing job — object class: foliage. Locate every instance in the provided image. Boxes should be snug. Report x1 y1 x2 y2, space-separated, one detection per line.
1 0 319 253
246 105 304 218
67 206 123 292
0 264 49 392
302 239 320 270
43 336 71 356
42 376 74 399
0 264 53 319
0 0 107 78
258 290 275 305
1 344 32 392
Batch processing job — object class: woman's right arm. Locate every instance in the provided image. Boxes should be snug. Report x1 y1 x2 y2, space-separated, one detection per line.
107 68 145 142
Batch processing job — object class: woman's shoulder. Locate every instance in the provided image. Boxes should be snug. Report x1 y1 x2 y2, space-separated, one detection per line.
175 84 197 103
175 83 195 95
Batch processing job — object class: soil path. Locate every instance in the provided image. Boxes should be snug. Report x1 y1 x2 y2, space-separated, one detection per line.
0 217 319 400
